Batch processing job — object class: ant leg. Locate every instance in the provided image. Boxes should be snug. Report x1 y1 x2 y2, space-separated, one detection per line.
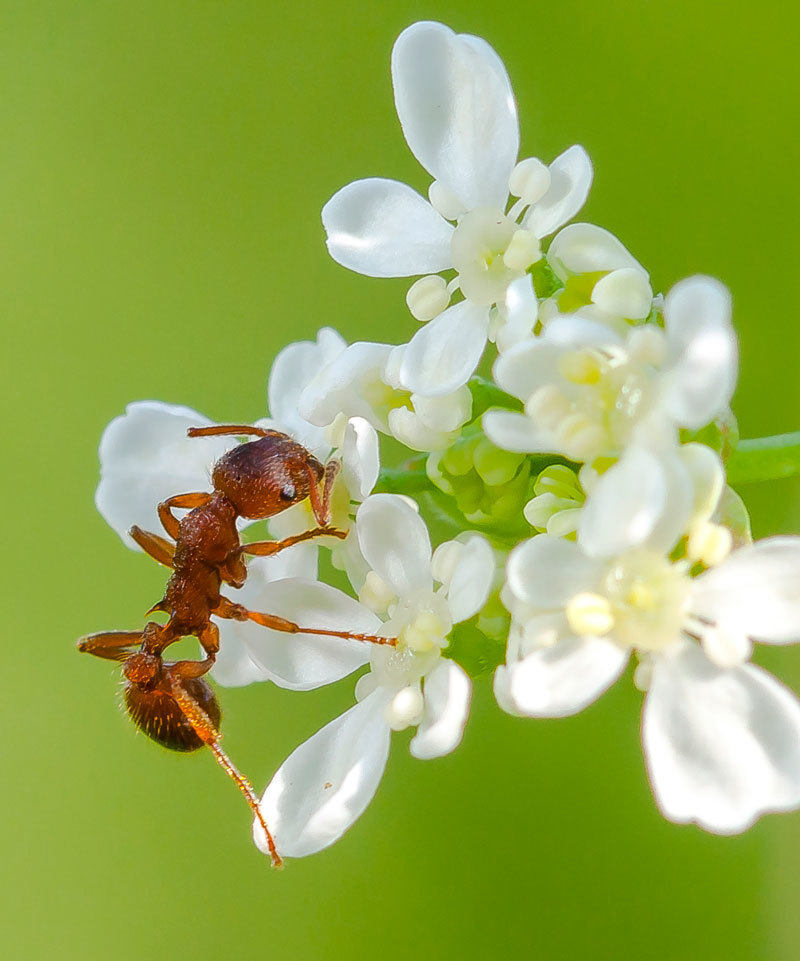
78 630 142 662
241 525 347 558
167 669 283 868
129 525 175 568
158 492 212 540
187 425 277 440
305 459 341 527
214 596 396 647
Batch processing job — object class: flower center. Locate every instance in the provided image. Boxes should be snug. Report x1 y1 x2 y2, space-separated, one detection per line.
524 344 658 461
450 207 540 306
564 550 690 652
603 550 691 652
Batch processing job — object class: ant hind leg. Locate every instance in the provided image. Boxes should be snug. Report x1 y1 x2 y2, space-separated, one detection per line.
166 667 282 868
78 630 143 662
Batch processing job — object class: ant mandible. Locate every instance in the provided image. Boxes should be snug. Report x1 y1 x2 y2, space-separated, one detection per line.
78 424 395 867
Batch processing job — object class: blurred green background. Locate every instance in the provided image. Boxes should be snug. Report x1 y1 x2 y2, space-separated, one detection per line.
2 2 799 959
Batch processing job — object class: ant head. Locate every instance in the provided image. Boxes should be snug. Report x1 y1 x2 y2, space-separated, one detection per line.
212 432 324 519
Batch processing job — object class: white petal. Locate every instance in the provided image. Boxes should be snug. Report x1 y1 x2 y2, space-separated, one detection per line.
662 275 737 429
410 387 472 432
482 409 557 454
494 635 628 717
356 494 432 596
507 535 603 608
579 446 691 558
548 222 646 283
299 341 393 429
492 338 563 401
392 21 519 210
322 178 453 277
256 690 392 858
410 660 472 758
211 547 318 687
691 537 800 643
399 300 490 396
497 274 538 353
387 406 453 452
591 267 653 320
678 442 725 525
95 401 236 548
240 578 376 690
342 416 379 500
445 534 496 623
525 145 593 239
267 329 345 455
644 640 800 833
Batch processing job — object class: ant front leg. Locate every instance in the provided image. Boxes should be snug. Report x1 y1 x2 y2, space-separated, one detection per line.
240 525 347 558
306 458 341 527
158 492 212 540
166 666 282 868
214 596 396 647
78 630 143 662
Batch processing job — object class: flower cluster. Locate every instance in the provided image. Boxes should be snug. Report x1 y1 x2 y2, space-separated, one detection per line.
95 21 800 859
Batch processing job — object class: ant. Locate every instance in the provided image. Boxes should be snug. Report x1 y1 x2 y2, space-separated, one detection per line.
78 424 395 867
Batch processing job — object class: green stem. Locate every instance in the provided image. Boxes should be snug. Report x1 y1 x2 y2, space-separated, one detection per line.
468 375 523 418
375 457 430 495
727 432 800 484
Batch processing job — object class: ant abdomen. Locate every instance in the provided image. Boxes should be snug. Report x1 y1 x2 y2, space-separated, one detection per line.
212 432 324 519
124 676 222 752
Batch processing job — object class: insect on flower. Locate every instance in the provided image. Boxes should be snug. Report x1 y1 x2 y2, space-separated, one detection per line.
78 425 395 867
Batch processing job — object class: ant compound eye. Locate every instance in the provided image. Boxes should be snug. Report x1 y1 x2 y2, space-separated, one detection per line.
280 483 296 501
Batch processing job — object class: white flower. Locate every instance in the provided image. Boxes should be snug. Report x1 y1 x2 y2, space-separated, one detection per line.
297 332 472 453
322 21 592 396
484 275 737 462
253 493 495 858
541 223 654 333
496 444 800 834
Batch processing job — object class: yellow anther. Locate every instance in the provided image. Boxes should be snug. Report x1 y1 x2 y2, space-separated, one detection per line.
565 592 614 636
558 349 603 385
687 522 733 567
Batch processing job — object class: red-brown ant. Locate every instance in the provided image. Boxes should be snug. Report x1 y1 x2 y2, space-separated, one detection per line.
79 424 394 867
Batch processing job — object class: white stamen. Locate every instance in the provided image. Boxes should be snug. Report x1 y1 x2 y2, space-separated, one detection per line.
502 228 541 270
687 522 733 567
524 384 571 430
359 570 396 614
385 685 425 730
509 157 551 204
323 412 348 448
633 657 654 691
428 180 465 221
431 540 464 586
626 325 667 367
702 623 753 669
406 275 450 322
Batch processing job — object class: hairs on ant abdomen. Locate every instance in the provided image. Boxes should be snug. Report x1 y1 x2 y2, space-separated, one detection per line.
78 425 395 867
